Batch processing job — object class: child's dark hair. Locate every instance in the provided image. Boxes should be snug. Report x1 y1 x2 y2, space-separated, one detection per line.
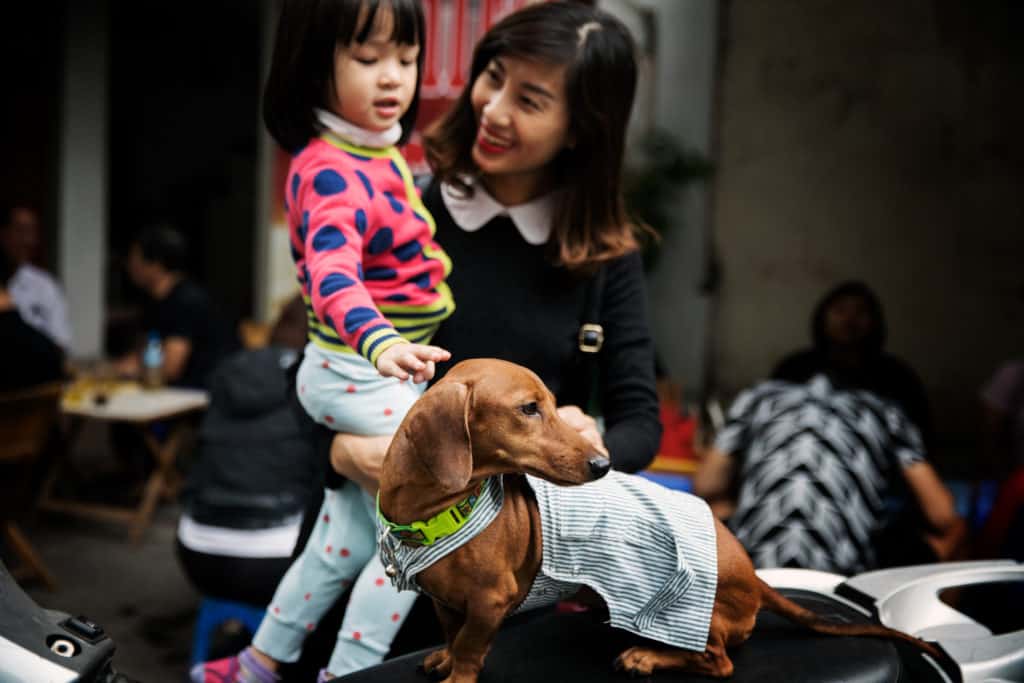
264 0 426 152
425 2 649 272
131 223 189 273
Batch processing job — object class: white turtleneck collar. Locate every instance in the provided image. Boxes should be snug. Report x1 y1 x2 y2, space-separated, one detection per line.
440 178 556 246
315 108 402 149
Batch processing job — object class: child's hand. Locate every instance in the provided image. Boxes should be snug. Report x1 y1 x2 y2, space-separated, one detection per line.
376 343 451 383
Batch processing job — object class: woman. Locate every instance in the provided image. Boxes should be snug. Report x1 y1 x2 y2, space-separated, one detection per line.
334 1 660 491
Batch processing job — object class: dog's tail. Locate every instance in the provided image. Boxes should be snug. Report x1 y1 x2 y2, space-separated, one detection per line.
756 577 946 662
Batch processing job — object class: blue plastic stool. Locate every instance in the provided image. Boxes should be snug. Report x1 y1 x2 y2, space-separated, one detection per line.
190 596 266 667
636 470 693 493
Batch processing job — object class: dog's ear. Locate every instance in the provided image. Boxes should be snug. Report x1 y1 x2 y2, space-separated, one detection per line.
406 380 473 492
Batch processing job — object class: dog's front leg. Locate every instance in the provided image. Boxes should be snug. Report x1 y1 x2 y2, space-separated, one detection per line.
439 590 512 683
421 601 464 679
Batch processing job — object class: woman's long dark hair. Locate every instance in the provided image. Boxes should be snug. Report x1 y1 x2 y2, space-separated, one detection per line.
424 1 651 272
263 0 426 152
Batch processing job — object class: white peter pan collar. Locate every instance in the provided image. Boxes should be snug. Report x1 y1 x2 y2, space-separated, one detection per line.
315 108 402 149
440 179 555 245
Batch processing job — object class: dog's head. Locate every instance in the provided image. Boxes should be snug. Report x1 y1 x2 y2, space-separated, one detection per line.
382 358 610 495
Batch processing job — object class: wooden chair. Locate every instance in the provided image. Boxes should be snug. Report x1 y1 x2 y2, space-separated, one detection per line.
0 382 64 590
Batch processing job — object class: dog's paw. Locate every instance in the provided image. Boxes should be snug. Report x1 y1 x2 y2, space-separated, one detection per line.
613 647 655 677
418 648 452 679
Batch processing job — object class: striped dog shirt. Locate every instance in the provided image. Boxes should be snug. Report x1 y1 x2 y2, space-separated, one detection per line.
380 472 719 653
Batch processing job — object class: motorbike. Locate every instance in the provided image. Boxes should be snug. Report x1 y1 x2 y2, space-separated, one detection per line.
0 562 136 683
2 559 1021 682
335 560 1024 683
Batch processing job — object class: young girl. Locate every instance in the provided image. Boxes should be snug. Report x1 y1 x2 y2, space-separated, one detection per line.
193 1 451 681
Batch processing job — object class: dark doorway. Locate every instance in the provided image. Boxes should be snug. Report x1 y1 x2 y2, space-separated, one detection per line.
0 3 65 270
107 2 263 331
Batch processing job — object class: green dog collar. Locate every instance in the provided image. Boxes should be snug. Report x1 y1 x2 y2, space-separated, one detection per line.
378 479 489 546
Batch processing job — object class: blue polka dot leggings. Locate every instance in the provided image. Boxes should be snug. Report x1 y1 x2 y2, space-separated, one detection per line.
251 344 423 675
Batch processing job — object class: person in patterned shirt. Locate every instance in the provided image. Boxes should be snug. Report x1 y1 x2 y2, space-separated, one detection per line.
695 283 964 575
194 2 448 682
697 376 963 574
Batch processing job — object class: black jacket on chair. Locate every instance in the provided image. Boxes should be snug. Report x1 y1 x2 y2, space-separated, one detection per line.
183 347 321 529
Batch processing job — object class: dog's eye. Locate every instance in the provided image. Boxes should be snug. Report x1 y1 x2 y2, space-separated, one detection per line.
520 401 540 417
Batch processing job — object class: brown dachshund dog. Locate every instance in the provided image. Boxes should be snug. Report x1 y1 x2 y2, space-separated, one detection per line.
377 359 943 683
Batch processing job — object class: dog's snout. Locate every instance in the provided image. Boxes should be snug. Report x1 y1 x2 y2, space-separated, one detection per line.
588 455 611 479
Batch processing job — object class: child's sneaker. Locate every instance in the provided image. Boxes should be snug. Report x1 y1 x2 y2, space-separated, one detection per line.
190 647 281 683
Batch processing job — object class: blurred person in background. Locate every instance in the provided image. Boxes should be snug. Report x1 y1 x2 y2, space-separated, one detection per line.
695 281 964 575
0 246 65 391
117 223 237 389
0 203 72 351
176 295 322 608
975 358 1024 559
771 280 934 447
979 359 1024 479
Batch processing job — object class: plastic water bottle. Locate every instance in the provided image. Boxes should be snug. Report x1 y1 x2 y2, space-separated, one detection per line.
142 331 163 389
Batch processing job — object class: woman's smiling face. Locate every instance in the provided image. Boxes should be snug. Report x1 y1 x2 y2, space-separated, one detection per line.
469 55 573 205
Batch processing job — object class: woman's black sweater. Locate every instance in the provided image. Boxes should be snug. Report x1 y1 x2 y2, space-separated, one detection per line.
425 182 660 473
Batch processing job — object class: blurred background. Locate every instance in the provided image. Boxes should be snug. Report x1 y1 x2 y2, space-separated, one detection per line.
6 0 1023 469
2 0 1023 680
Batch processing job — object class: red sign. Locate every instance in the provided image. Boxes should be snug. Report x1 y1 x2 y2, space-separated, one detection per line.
406 0 535 173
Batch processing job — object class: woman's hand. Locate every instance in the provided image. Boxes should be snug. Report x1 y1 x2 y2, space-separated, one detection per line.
557 405 608 456
330 432 393 493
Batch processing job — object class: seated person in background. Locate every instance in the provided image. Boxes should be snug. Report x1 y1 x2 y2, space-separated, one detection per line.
0 247 65 392
976 359 1024 558
695 281 964 575
176 295 322 606
771 280 935 447
696 377 964 575
979 359 1024 479
118 224 238 389
0 203 72 351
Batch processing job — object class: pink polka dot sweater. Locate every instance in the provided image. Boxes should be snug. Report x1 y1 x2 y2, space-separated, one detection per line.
287 132 454 366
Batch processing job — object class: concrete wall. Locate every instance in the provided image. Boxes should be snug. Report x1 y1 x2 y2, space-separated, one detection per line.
601 0 718 398
712 0 1024 465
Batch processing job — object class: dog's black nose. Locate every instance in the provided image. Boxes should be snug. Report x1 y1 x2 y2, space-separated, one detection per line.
588 455 611 479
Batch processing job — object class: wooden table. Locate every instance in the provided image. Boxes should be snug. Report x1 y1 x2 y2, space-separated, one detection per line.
39 381 209 542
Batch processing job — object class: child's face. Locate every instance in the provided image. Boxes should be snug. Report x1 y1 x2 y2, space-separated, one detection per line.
329 8 419 132
469 55 572 195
